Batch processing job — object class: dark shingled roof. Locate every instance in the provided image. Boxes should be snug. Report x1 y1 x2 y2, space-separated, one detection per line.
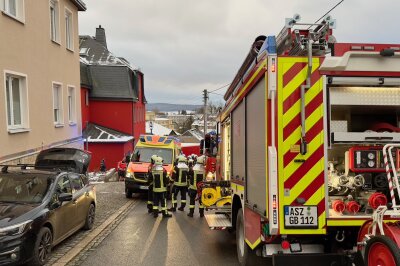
88 65 138 100
80 62 92 88
79 31 148 101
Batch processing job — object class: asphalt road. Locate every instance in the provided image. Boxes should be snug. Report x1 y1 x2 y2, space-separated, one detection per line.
75 193 240 266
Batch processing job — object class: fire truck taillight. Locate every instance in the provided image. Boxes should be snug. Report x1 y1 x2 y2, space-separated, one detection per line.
272 195 278 225
271 58 276 72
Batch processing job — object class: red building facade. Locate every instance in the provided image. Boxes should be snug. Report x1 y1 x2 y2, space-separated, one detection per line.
80 26 146 171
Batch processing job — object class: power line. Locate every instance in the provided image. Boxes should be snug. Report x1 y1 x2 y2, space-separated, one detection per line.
208 91 224 97
307 0 344 29
209 83 231 93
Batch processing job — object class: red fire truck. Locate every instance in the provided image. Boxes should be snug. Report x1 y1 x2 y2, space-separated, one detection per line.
204 14 400 266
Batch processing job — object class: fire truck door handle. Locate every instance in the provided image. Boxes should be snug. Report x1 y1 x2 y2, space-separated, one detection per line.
294 159 306 163
365 137 393 140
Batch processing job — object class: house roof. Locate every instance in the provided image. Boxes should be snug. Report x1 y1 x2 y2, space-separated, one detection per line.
87 65 138 100
146 122 179 136
182 129 203 141
83 123 134 143
79 35 136 69
80 61 92 88
70 0 86 11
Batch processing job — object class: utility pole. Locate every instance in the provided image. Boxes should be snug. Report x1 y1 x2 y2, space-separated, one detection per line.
203 89 208 154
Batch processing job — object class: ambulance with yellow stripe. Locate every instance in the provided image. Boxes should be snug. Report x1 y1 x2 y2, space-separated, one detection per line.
124 135 181 197
205 14 400 266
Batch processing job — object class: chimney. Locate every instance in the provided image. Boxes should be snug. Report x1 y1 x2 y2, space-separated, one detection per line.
95 25 107 48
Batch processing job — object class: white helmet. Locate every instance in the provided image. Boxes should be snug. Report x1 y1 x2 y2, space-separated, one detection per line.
197 155 205 165
154 156 163 166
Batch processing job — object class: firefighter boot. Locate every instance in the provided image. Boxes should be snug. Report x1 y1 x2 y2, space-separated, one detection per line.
199 209 204 218
178 205 185 211
163 211 172 218
153 210 159 218
168 207 176 212
187 209 194 217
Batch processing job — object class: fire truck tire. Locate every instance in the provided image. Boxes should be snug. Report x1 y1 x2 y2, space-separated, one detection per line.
364 235 400 266
236 209 259 266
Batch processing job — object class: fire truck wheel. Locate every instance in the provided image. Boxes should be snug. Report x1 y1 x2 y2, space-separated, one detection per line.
236 209 258 266
364 235 400 266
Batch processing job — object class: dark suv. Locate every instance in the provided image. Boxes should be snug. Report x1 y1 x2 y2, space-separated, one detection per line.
0 148 96 266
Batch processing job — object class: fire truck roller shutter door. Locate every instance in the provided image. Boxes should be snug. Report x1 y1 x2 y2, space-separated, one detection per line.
245 77 267 214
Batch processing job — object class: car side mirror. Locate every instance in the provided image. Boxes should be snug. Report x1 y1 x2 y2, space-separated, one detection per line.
59 193 73 202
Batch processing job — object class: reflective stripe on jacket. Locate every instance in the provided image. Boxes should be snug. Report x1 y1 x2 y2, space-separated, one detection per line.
174 163 189 187
152 169 167 193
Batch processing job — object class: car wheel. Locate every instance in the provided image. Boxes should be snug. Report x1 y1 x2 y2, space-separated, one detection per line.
83 204 96 230
125 188 132 198
31 227 52 266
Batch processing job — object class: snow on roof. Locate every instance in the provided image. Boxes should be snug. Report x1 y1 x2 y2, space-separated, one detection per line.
83 123 134 143
146 122 174 136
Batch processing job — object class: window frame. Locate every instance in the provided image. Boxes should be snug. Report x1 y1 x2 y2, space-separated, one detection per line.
49 0 60 44
4 70 29 132
67 85 76 125
1 0 25 23
64 7 73 51
52 82 63 127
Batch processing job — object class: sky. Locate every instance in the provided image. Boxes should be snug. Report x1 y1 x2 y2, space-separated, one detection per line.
79 0 400 105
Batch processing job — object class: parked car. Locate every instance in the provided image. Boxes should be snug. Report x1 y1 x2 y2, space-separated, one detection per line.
0 148 95 266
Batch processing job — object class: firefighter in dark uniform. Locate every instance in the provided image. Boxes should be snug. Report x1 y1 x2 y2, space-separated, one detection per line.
188 155 206 217
170 155 189 212
147 155 158 213
149 156 172 218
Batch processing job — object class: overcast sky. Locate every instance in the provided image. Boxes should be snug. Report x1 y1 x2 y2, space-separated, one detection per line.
79 0 400 105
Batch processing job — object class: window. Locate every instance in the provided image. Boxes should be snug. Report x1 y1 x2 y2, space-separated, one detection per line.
53 83 63 125
85 90 89 106
70 174 84 193
2 0 25 22
4 71 28 131
56 175 72 194
65 9 73 50
50 0 59 42
67 86 75 124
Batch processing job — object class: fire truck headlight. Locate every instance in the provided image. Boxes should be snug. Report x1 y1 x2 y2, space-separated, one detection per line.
126 171 133 178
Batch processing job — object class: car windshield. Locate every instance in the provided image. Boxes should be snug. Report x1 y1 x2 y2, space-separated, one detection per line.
0 174 51 204
132 148 173 164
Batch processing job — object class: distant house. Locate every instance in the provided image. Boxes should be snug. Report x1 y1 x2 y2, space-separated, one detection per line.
146 121 179 136
80 26 146 171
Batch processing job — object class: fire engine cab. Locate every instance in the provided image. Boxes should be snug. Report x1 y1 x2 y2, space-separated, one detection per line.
204 14 400 266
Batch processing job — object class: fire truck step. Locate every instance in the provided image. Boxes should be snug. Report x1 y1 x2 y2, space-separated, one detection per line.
204 214 231 230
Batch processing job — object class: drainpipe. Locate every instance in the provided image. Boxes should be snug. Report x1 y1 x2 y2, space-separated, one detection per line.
300 39 313 155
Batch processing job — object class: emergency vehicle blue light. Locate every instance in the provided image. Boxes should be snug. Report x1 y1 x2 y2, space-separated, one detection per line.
259 35 277 55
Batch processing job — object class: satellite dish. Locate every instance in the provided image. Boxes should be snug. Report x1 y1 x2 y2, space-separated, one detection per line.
293 13 301 22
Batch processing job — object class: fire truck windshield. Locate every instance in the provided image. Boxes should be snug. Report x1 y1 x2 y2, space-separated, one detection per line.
132 148 173 164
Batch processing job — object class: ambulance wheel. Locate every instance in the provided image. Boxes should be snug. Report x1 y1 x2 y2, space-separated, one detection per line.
236 209 259 266
125 188 132 198
365 235 400 266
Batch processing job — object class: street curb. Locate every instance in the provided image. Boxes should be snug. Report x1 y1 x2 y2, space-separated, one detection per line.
52 200 137 266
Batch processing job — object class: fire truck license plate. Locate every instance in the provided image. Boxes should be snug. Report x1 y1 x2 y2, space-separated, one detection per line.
284 206 318 228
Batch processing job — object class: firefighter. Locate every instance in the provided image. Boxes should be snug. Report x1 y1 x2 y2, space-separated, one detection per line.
170 155 189 212
149 156 172 218
187 155 206 217
147 155 158 213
